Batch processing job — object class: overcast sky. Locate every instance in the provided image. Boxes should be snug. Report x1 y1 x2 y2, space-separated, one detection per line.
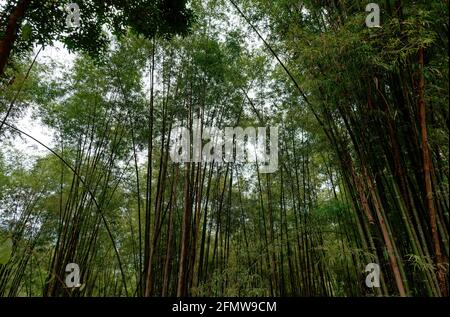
14 43 76 158
4 0 275 164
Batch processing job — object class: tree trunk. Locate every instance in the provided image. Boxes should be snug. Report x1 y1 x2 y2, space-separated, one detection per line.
0 0 31 75
418 47 448 296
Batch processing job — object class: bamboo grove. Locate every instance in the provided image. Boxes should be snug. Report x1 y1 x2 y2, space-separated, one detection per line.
0 0 448 297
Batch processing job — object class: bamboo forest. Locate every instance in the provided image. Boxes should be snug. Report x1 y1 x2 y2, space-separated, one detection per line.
0 0 448 298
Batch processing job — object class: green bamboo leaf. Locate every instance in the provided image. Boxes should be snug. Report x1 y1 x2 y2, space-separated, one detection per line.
21 23 32 41
0 238 13 265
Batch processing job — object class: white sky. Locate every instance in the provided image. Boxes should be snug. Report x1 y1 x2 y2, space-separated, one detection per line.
4 0 277 164
11 43 76 158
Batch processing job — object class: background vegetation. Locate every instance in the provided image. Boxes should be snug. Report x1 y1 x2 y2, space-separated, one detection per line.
0 0 448 297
